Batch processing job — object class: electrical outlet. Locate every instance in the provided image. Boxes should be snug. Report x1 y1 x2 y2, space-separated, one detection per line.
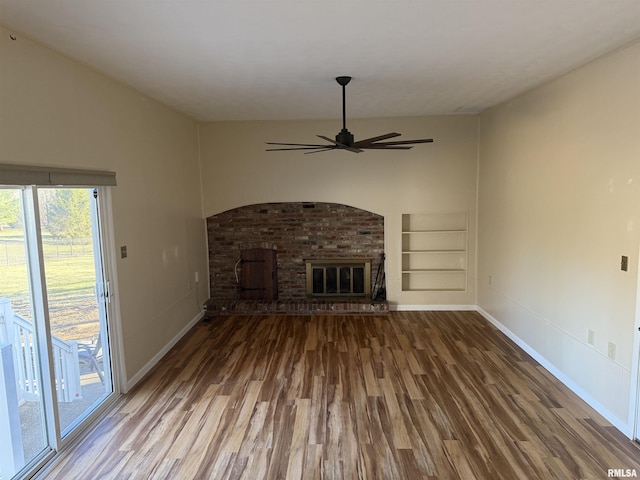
120 245 127 259
608 342 616 360
587 329 595 346
195 271 199 283
621 255 629 271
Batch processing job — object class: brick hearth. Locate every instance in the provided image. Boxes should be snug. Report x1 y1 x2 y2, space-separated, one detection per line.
204 298 389 316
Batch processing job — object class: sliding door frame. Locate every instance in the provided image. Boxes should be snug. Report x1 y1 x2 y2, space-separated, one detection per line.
9 185 124 480
44 185 124 449
21 187 59 470
50 186 124 449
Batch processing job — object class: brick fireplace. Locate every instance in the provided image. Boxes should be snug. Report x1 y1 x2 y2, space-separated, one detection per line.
205 202 387 314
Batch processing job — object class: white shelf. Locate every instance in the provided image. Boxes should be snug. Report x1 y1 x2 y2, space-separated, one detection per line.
403 288 467 292
402 211 468 231
402 249 466 253
402 269 466 272
401 212 468 292
402 229 466 233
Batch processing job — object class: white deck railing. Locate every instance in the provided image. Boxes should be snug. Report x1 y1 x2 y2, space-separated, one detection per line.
0 298 82 403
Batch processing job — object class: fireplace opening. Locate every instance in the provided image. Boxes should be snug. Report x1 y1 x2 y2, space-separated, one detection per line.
306 259 371 297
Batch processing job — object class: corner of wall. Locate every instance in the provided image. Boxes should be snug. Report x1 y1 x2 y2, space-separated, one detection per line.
196 122 206 220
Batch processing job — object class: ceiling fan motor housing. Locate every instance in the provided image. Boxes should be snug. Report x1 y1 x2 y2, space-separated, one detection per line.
336 128 354 146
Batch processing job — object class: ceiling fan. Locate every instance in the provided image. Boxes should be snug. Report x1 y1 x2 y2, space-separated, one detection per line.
266 76 434 154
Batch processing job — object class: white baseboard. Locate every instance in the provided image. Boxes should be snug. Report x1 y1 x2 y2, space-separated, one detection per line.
125 310 205 392
391 304 477 311
475 306 632 437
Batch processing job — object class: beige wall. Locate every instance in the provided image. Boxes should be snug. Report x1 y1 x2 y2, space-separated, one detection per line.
478 41 640 429
198 115 479 306
0 25 209 384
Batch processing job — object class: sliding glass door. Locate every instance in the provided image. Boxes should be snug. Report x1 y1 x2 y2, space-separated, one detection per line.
0 186 115 479
0 187 48 479
37 188 113 435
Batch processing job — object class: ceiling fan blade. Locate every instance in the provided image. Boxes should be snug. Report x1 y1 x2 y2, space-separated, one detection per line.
316 135 339 144
304 147 338 154
266 142 330 147
266 146 336 151
317 135 363 153
352 133 401 147
370 138 433 146
361 145 413 150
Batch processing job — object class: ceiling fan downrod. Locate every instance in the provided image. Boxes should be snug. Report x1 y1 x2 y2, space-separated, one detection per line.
335 76 354 146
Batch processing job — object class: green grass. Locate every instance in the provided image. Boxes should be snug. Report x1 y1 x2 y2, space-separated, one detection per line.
0 228 99 341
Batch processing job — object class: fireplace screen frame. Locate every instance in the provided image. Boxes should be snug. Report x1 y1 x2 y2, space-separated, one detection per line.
305 258 371 297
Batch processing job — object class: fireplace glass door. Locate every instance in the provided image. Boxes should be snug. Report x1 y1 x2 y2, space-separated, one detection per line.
306 259 371 297
312 265 365 295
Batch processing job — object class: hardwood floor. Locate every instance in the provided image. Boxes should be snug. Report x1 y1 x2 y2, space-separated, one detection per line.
43 311 640 479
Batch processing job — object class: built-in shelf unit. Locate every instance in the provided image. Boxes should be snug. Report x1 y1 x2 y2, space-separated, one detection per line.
401 212 468 291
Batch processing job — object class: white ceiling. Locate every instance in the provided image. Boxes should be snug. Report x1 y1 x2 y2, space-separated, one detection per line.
1 1 639 122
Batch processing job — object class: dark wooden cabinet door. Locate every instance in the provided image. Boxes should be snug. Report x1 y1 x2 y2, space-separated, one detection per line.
239 248 277 300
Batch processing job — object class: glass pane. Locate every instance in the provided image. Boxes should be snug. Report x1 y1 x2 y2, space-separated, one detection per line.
353 267 365 294
38 188 112 435
312 268 324 294
0 188 49 477
339 267 351 294
326 267 337 294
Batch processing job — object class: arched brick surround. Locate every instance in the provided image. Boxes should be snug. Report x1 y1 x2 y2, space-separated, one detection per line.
206 202 384 300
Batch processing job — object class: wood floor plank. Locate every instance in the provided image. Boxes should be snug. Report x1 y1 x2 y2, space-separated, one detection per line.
391 348 424 400
41 311 640 479
378 375 413 449
443 439 479 480
285 398 311 480
359 347 381 397
225 380 264 453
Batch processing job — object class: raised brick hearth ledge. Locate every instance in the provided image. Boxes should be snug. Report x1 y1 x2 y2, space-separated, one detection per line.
204 298 389 316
